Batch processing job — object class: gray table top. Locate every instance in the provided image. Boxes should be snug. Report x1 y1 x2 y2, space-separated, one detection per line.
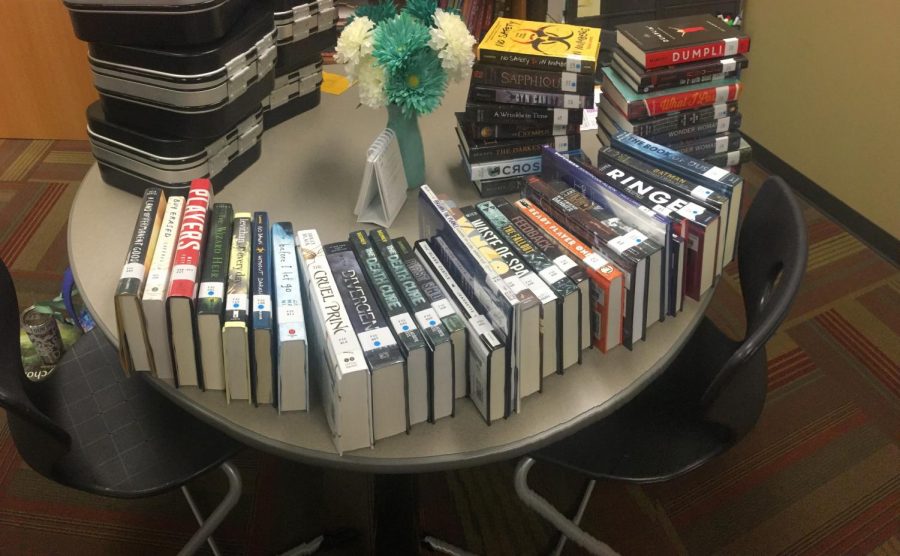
68 80 712 473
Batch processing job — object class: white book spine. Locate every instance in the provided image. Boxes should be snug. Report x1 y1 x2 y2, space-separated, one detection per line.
141 197 184 379
273 223 308 411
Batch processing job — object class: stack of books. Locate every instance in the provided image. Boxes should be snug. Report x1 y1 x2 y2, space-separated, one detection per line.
597 14 753 171
455 18 602 197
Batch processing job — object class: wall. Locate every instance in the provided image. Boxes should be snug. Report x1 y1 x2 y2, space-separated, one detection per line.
0 0 97 139
740 0 900 239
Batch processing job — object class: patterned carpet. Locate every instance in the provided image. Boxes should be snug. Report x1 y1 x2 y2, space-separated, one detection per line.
0 138 898 555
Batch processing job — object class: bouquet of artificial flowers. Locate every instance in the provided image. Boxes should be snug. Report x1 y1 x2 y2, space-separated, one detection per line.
335 0 476 116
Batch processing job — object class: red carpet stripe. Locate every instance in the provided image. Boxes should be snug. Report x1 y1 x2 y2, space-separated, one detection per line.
816 310 900 398
666 402 862 517
817 489 900 556
767 348 817 391
0 182 67 264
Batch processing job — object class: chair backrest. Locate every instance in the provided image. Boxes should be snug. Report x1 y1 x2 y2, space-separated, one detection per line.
701 176 808 436
0 258 71 476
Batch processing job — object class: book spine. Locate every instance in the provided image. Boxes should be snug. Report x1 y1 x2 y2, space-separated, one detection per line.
469 85 592 109
665 132 741 157
629 102 737 134
225 214 253 325
252 212 273 332
167 179 212 299
197 203 235 316
393 237 467 334
641 82 742 117
116 187 165 297
643 114 741 144
272 222 307 346
466 103 583 126
612 131 743 191
348 230 425 353
463 150 542 180
511 198 622 351
704 144 752 167
646 38 751 69
466 121 580 140
142 196 184 302
471 63 593 95
465 134 580 163
324 242 402 368
474 175 527 197
478 47 596 75
629 56 746 93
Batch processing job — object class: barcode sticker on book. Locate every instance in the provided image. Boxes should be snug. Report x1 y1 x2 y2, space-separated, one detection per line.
226 294 248 311
553 108 566 125
691 186 714 200
357 326 397 351
253 295 271 313
563 94 580 109
715 86 730 104
199 282 224 299
723 37 739 56
565 56 583 73
553 255 578 272
389 313 418 334
654 204 674 216
470 314 495 337
561 72 577 92
608 230 648 255
539 265 566 285
716 116 731 133
432 299 456 319
715 136 729 153
677 202 706 220
415 309 441 330
170 264 196 283
721 57 737 73
583 252 607 271
713 104 729 118
278 305 302 324
553 136 570 151
727 151 740 166
120 262 145 281
703 166 729 180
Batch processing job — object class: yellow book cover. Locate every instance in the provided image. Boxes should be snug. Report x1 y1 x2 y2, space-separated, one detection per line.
478 18 601 75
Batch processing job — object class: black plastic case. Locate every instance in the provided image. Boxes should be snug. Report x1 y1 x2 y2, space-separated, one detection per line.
263 62 323 128
64 0 252 47
87 102 262 197
274 0 337 75
90 0 276 139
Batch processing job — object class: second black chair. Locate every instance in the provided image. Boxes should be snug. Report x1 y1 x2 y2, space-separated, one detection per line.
0 258 243 556
514 175 808 555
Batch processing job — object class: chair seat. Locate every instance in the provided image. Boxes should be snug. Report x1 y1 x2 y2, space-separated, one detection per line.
26 329 240 498
533 318 740 483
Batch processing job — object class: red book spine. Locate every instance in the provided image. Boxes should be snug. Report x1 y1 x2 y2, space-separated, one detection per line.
645 37 750 69
166 179 213 299
642 82 741 117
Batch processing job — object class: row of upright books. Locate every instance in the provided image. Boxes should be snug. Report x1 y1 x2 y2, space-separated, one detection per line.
597 14 753 168
456 18 602 197
66 0 336 198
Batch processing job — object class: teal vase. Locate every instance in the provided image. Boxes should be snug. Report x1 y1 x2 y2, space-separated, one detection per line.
386 104 425 189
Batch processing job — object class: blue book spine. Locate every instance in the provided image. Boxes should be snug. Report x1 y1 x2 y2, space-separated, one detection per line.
251 211 273 404
272 222 308 409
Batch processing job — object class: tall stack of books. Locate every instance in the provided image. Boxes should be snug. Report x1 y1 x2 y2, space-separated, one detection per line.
455 18 602 197
596 14 752 171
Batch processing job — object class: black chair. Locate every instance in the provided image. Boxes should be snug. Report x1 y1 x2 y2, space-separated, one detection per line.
0 258 243 556
513 176 808 555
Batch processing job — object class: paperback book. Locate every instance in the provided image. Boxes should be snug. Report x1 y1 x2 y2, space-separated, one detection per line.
478 18 602 74
196 203 234 391
271 221 308 412
617 14 751 69
223 213 253 403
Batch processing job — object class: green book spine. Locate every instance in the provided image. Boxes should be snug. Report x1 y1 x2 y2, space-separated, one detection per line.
197 203 235 316
392 237 466 334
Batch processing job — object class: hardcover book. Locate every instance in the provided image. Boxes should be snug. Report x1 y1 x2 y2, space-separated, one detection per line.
460 204 558 396
296 228 372 454
469 85 593 110
251 212 275 405
704 138 752 167
617 15 751 69
418 185 523 416
665 132 742 158
613 50 748 94
493 197 592 357
460 144 543 181
512 198 625 353
415 240 507 424
222 213 252 403
524 176 649 349
456 119 580 164
601 66 742 120
464 103 584 126
325 241 407 441
478 18 601 75
599 97 738 134
477 199 582 373
166 179 212 388
369 228 454 422
472 175 529 198
598 99 741 146
141 195 184 381
394 237 468 400
271 221 308 412
349 230 429 427
610 130 743 262
542 148 670 322
471 62 595 95
115 187 165 374
462 118 581 141
196 203 234 391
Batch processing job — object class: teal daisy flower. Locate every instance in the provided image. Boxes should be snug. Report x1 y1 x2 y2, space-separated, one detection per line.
385 49 447 116
372 13 432 74
352 0 396 25
403 0 438 25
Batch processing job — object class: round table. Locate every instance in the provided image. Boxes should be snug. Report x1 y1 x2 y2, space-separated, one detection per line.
68 82 712 474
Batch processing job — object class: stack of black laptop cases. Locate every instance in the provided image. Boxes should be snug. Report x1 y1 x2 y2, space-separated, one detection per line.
265 0 336 128
65 0 333 196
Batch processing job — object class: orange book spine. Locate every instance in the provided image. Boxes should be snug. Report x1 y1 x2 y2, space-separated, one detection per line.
514 198 624 352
